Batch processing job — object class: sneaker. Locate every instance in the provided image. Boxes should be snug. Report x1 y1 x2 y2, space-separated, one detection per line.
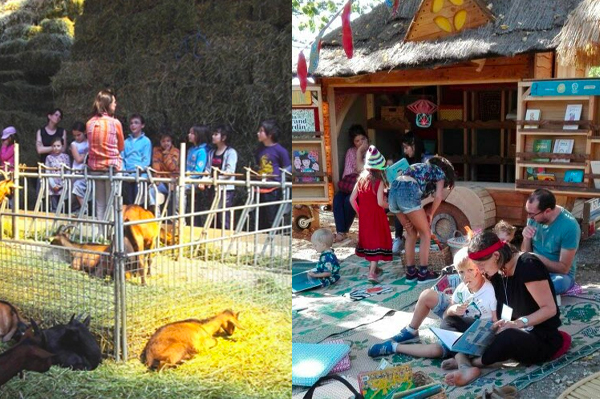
392 237 404 255
417 269 440 284
391 327 420 344
368 341 395 358
368 272 380 283
405 269 418 282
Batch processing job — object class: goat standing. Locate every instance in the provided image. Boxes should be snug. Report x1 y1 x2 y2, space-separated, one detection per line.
142 309 244 371
123 205 159 285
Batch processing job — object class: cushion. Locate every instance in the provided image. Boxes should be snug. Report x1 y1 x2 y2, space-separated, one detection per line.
292 342 351 386
550 330 571 360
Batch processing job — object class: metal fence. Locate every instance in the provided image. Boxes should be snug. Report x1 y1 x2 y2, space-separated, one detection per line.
0 144 291 360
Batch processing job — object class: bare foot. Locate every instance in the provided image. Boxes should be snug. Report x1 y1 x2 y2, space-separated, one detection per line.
441 358 458 370
444 365 481 386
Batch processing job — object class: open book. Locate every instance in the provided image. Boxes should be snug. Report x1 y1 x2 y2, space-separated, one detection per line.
385 158 410 183
430 318 494 356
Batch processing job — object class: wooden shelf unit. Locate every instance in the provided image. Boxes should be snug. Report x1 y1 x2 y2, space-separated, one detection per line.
515 80 600 195
292 85 330 203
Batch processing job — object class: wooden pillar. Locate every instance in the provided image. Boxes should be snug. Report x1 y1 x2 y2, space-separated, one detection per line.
463 91 468 181
533 52 554 79
500 89 506 182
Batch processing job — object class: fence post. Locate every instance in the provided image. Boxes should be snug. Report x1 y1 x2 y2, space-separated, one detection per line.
113 194 128 361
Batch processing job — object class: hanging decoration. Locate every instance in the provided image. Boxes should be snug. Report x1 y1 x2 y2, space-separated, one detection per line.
407 99 438 128
297 51 308 93
308 34 322 74
341 0 354 59
385 0 400 16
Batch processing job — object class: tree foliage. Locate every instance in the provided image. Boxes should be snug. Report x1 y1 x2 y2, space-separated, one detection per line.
292 0 374 37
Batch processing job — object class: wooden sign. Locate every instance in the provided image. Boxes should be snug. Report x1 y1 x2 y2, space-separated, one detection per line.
292 90 313 106
292 108 318 132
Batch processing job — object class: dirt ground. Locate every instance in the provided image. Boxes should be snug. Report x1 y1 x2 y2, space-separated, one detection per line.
292 208 600 398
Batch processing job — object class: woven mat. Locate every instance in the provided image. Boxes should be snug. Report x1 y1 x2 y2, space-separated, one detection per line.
293 255 433 343
293 287 600 399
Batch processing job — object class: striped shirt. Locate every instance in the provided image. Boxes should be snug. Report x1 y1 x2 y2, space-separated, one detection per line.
86 113 124 171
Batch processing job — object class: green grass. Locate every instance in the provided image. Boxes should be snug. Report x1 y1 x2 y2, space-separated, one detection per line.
0 242 291 398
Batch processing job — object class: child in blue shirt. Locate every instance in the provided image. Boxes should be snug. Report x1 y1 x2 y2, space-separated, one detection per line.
185 125 210 226
307 228 341 288
122 114 152 205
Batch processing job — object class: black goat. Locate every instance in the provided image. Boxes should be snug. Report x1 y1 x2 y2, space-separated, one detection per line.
42 315 101 371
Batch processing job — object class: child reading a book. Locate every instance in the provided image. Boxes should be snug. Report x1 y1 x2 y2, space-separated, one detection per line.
493 220 516 243
350 146 393 283
368 247 496 358
306 228 341 288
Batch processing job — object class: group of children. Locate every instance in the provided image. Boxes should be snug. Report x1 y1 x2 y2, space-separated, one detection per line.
2 107 291 230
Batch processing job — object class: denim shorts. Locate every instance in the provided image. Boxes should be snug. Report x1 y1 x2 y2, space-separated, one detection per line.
432 291 451 319
388 177 422 214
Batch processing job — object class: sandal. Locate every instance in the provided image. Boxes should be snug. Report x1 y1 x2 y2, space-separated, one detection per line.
333 233 347 243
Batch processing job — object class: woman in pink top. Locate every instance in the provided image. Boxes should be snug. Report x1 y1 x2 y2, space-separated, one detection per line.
0 126 17 170
86 89 124 220
332 124 368 243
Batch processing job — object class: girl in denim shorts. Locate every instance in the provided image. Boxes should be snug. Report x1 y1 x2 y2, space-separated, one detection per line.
388 156 455 283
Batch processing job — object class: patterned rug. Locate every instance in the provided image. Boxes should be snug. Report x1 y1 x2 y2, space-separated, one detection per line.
293 255 433 343
292 288 600 399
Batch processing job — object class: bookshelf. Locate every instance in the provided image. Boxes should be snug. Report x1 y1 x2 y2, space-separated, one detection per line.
292 84 330 202
515 79 600 197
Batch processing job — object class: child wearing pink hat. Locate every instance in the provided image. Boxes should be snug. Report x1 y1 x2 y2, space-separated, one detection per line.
349 145 392 283
1 126 17 170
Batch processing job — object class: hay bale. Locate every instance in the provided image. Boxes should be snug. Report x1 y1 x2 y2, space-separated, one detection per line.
0 38 27 55
26 33 73 52
20 50 64 76
40 18 74 37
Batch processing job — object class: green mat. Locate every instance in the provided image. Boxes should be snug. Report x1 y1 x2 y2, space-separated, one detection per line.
292 288 600 398
293 255 433 343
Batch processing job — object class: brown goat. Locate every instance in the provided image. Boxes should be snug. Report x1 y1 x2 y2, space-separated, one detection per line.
0 320 54 387
142 310 244 371
123 205 159 284
50 226 110 275
0 300 27 342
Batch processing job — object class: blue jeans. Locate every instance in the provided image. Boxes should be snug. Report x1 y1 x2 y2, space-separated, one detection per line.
333 191 355 234
388 179 422 214
551 273 574 295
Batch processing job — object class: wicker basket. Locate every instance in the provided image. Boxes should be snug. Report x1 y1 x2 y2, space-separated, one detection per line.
400 245 453 272
411 371 447 399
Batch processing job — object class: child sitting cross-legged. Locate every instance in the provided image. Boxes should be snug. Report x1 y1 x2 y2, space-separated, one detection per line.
307 228 341 288
368 246 497 358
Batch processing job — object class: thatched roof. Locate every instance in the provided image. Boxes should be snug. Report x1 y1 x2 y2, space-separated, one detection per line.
309 0 584 77
554 0 600 68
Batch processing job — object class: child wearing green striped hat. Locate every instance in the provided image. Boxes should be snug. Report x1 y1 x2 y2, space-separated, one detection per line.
349 145 392 283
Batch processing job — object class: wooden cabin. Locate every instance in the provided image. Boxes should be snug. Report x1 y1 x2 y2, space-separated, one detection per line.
295 0 600 238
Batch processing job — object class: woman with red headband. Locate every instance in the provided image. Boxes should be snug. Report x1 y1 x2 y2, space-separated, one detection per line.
444 230 563 387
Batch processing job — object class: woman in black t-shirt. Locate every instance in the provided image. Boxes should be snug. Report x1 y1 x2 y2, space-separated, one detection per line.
444 230 563 387
36 108 67 164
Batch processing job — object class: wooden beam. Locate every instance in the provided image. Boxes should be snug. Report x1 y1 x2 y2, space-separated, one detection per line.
533 52 554 79
321 55 533 87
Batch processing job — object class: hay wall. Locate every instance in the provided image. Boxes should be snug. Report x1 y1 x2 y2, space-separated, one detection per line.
53 0 292 176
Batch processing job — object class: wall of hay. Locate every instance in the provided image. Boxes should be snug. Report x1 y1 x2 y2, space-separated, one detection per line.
0 0 84 166
53 0 292 176
1 0 291 178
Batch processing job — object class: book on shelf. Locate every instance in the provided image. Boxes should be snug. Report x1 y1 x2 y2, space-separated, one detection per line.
551 139 574 163
524 109 541 129
430 318 494 357
526 167 546 180
531 139 552 162
537 173 556 181
591 161 600 189
563 104 583 130
357 364 414 399
564 170 584 183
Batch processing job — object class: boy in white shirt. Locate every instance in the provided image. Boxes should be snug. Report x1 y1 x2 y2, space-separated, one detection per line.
369 247 497 358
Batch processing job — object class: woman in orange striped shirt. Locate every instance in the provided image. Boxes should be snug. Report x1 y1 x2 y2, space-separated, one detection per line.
86 89 124 220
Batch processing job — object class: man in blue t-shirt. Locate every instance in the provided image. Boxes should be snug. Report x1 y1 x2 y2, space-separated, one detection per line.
521 188 580 294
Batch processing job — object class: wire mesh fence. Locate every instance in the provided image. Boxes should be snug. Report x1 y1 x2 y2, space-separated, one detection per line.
0 155 291 361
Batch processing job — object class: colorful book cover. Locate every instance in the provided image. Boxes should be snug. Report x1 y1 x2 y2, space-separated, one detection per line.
524 109 541 129
537 173 556 181
564 169 584 183
532 139 552 162
358 364 414 399
551 139 574 163
385 158 410 183
526 167 545 180
293 149 320 182
563 104 583 130
430 319 494 357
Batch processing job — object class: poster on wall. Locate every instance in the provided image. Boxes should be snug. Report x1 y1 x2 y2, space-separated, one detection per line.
293 149 321 182
292 108 319 132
